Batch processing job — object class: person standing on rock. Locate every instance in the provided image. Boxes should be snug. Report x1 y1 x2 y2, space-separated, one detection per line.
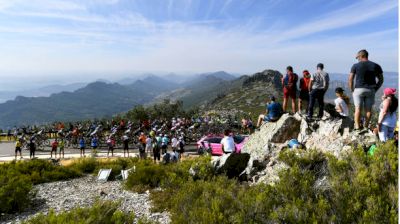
348 49 384 130
307 63 329 120
377 88 398 142
282 66 298 114
298 70 311 114
220 129 235 154
257 96 283 127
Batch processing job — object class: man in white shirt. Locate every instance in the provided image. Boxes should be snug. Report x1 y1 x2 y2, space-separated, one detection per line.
220 129 235 153
171 136 178 151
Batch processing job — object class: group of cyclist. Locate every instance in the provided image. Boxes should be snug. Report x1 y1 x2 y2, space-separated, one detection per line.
11 113 242 160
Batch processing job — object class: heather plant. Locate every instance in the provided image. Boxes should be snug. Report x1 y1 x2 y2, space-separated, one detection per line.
0 159 81 213
146 141 398 223
22 200 135 224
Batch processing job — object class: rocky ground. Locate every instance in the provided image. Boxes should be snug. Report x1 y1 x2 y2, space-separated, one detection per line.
1 175 170 224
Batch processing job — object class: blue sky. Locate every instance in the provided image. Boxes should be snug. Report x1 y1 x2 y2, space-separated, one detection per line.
0 0 397 81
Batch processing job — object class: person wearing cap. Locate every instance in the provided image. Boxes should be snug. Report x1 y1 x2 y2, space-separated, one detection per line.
161 134 169 154
298 70 311 113
348 49 384 130
377 88 398 142
334 87 350 117
257 96 283 127
307 63 330 120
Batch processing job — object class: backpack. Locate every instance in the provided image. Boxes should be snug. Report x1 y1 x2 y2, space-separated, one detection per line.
283 73 298 90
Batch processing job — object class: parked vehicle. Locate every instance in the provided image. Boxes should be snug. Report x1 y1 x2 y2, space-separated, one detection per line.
196 134 249 156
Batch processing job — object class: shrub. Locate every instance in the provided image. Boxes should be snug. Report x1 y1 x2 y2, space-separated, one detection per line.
22 200 135 224
0 174 32 213
147 142 398 223
0 159 82 214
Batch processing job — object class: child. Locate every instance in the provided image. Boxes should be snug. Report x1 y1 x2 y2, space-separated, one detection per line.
15 138 23 160
334 87 350 117
59 139 65 159
51 139 58 159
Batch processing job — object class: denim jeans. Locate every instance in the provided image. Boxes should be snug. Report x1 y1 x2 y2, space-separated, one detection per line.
378 125 395 142
308 89 325 118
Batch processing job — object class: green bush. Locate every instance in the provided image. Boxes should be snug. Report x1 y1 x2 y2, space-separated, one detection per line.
22 200 135 224
125 156 214 193
146 142 398 223
0 160 82 214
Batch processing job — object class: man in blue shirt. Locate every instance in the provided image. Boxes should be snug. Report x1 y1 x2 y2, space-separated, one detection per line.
348 49 384 130
257 96 283 127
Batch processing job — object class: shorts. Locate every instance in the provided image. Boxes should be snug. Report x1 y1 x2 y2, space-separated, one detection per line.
299 90 309 101
263 114 279 122
353 88 375 110
283 87 297 99
15 147 21 153
51 147 57 152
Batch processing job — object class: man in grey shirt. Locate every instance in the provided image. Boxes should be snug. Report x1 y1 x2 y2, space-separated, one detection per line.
348 49 383 130
307 63 329 119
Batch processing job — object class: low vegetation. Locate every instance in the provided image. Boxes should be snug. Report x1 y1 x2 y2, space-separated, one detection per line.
128 141 398 223
0 159 81 213
22 200 136 224
1 142 397 223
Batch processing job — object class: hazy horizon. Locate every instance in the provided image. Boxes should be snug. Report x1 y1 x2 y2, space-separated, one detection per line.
0 0 397 83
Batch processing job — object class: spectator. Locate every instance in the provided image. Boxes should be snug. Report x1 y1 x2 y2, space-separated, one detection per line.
29 139 36 159
59 138 65 159
298 70 311 114
171 135 178 152
91 135 98 150
282 66 298 113
377 88 398 142
107 136 115 157
307 63 330 120
220 129 235 154
153 134 162 163
15 138 22 160
51 139 58 159
161 134 169 154
348 49 384 130
79 136 85 157
178 136 185 160
334 87 350 117
256 96 283 127
138 132 146 152
145 135 152 155
122 134 129 157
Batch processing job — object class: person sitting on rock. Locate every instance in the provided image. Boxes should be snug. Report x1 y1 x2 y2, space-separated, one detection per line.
256 96 283 127
220 129 235 154
334 87 350 117
377 88 398 142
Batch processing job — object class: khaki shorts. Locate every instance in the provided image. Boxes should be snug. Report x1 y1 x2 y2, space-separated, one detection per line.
353 88 375 110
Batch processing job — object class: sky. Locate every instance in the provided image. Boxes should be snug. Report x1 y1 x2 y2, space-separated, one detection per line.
0 0 398 86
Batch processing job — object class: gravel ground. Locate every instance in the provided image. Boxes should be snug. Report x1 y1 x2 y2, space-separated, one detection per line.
1 175 170 224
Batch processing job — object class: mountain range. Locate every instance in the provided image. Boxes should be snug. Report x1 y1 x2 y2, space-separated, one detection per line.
0 70 397 129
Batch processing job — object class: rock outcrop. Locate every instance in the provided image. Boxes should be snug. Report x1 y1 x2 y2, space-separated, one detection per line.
239 110 378 185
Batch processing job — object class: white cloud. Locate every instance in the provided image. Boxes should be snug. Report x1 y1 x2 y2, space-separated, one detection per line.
0 0 397 77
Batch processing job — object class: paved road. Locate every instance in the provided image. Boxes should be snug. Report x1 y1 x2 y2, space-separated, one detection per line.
0 140 198 161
